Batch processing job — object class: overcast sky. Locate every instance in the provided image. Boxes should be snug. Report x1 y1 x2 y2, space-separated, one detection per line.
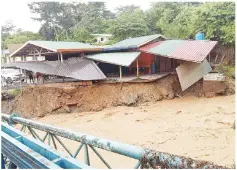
0 0 154 33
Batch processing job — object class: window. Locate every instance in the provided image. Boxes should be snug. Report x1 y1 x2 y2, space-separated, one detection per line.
101 38 104 42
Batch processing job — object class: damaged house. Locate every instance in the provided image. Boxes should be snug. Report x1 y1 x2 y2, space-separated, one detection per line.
3 34 219 92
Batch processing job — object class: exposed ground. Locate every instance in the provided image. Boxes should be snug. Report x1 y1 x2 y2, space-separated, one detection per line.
2 74 235 168
3 74 233 118
17 95 235 168
4 75 182 118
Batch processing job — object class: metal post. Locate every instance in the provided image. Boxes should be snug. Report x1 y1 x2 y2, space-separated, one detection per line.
74 143 84 158
84 144 90 165
53 135 73 157
20 68 22 95
119 66 122 81
89 145 111 168
43 132 49 142
48 133 51 146
50 134 57 149
134 161 140 169
1 154 5 169
136 59 139 78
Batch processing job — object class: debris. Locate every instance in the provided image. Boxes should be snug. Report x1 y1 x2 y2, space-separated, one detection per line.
62 105 71 113
175 94 183 98
176 111 182 114
1 92 14 101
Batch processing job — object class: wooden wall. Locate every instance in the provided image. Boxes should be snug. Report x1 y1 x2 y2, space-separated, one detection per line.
129 52 178 74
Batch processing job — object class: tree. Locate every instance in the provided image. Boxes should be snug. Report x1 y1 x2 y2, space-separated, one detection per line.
108 9 149 41
39 23 56 40
70 28 94 43
1 20 15 49
4 31 43 45
28 2 68 39
75 2 115 33
194 2 235 45
27 1 235 46
28 2 115 40
116 5 140 14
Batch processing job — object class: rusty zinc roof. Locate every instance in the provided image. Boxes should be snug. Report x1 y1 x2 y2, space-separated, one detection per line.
140 40 218 63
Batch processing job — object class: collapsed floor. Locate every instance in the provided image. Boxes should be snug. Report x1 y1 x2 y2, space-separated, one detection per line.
1 74 234 118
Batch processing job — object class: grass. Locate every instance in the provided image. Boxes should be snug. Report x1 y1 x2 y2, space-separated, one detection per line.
11 89 21 96
217 65 235 78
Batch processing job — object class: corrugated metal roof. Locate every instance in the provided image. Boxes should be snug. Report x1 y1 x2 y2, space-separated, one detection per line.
10 41 101 57
29 41 98 51
176 59 212 91
143 40 218 63
86 52 141 67
3 58 106 80
4 61 55 75
104 34 166 51
139 41 163 51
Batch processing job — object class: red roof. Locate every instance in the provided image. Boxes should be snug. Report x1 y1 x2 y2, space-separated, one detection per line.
139 40 218 63
139 41 164 51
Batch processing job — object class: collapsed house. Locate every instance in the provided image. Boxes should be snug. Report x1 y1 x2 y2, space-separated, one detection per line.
4 41 106 80
3 34 218 91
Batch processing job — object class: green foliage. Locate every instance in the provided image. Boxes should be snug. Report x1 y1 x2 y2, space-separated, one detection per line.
70 28 94 43
116 5 140 14
1 21 15 49
108 9 149 41
28 2 114 40
217 65 235 78
4 31 43 45
39 23 56 40
194 2 235 45
11 89 21 96
153 2 235 45
2 2 235 49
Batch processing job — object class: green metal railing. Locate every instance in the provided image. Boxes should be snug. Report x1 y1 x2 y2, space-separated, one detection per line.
2 113 231 169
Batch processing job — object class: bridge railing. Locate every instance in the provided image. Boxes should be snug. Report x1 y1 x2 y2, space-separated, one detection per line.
1 122 93 169
1 113 230 169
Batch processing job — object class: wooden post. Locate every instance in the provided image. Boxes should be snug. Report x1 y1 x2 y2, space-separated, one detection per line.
136 59 139 78
20 68 22 95
119 66 122 81
60 52 63 63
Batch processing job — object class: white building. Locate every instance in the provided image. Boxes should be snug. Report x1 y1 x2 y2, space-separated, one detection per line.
91 34 113 44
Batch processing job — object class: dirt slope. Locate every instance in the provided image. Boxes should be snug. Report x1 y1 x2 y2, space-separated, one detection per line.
10 75 181 118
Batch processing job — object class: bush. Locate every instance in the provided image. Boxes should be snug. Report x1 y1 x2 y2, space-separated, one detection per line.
11 89 21 96
217 65 235 78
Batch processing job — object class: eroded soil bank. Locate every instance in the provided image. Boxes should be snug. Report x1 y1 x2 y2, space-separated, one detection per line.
2 74 233 118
